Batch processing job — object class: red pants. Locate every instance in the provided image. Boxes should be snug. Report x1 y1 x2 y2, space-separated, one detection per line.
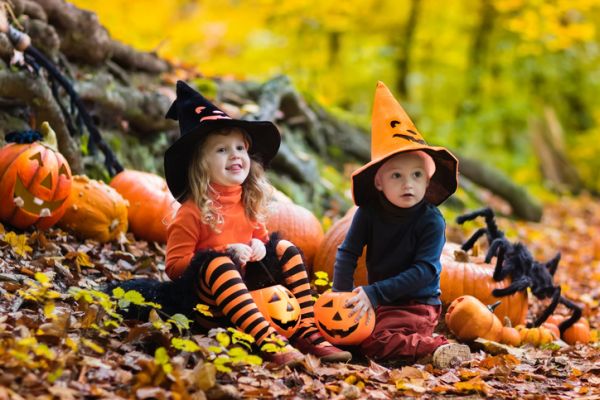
360 302 448 361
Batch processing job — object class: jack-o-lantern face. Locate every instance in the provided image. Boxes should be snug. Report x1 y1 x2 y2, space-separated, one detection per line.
250 284 300 338
388 119 426 145
0 141 72 230
314 291 375 345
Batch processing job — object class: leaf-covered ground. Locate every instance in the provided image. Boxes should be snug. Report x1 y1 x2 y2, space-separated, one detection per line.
0 196 599 399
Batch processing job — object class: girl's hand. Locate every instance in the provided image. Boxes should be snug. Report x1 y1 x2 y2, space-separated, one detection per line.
227 243 253 266
249 238 266 261
345 287 374 324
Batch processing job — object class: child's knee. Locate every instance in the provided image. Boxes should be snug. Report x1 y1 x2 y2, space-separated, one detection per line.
276 239 299 258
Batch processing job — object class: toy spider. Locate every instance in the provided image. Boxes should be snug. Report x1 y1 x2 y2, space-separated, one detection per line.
456 207 582 335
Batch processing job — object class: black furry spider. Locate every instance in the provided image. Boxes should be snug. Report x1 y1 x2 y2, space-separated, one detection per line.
456 207 582 335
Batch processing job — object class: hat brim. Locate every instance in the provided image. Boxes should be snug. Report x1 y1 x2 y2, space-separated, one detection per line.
164 119 280 199
351 145 458 207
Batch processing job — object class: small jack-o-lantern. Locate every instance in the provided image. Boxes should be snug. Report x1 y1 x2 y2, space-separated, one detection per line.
250 284 300 338
0 124 72 229
314 291 375 345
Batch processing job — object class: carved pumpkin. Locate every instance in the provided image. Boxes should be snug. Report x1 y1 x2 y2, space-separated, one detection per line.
516 325 556 347
58 175 128 242
0 126 72 229
313 207 368 286
109 170 179 243
440 243 528 327
250 284 300 338
445 295 503 342
266 202 324 269
314 291 375 345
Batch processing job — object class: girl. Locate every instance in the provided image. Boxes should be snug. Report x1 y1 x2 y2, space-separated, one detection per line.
161 81 351 367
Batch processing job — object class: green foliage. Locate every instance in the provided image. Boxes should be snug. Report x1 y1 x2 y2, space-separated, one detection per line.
206 327 263 373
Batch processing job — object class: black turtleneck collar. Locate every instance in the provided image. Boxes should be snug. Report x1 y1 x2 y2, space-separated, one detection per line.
376 190 426 219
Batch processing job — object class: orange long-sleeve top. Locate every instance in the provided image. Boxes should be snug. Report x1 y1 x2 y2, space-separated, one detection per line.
165 183 269 280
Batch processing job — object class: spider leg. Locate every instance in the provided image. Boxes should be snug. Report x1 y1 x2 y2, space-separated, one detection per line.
491 276 531 297
531 286 561 327
557 296 583 335
546 253 561 276
460 227 488 252
487 237 506 265
456 207 494 225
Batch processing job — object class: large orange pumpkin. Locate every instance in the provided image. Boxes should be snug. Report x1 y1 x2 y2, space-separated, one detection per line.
250 284 301 338
313 207 367 286
440 243 528 327
0 126 72 229
58 175 128 242
266 202 324 269
109 170 179 243
445 295 503 342
314 291 375 345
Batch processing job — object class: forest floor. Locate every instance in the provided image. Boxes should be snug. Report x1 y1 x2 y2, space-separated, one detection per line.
0 195 599 399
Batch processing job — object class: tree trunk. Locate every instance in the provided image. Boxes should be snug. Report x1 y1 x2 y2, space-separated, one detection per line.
394 0 421 99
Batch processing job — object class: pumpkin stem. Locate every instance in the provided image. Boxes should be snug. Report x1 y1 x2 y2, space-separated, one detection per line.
487 300 502 313
453 249 470 262
40 121 58 151
503 316 512 328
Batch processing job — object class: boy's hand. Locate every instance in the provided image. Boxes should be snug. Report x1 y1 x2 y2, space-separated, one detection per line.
249 238 266 261
345 287 374 324
227 243 253 266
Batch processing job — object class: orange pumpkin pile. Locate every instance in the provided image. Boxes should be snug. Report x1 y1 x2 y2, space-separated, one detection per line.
110 169 179 243
58 175 128 242
314 291 375 345
440 243 528 327
0 124 72 230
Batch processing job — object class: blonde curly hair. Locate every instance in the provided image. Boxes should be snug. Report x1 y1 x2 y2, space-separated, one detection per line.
187 127 272 232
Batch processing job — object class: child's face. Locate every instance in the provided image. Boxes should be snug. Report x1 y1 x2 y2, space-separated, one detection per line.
374 152 429 208
201 129 250 186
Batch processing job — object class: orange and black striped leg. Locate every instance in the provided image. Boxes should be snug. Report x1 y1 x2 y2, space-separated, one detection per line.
202 256 279 345
276 240 324 344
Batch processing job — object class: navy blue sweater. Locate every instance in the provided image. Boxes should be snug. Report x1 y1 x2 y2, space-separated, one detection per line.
332 196 446 307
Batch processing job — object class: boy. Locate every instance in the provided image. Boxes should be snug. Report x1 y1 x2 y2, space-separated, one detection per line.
333 82 470 368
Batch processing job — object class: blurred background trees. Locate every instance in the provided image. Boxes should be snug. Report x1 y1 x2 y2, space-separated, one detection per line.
70 0 600 196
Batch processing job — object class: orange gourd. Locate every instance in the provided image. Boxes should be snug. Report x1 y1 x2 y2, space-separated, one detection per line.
500 317 521 346
517 325 556 347
266 202 324 269
313 207 368 286
314 291 375 345
0 127 72 230
440 243 528 327
109 170 179 243
445 295 503 342
58 175 128 242
250 285 300 338
545 315 591 345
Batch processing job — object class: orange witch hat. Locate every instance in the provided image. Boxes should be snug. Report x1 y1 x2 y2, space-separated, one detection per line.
351 81 459 206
